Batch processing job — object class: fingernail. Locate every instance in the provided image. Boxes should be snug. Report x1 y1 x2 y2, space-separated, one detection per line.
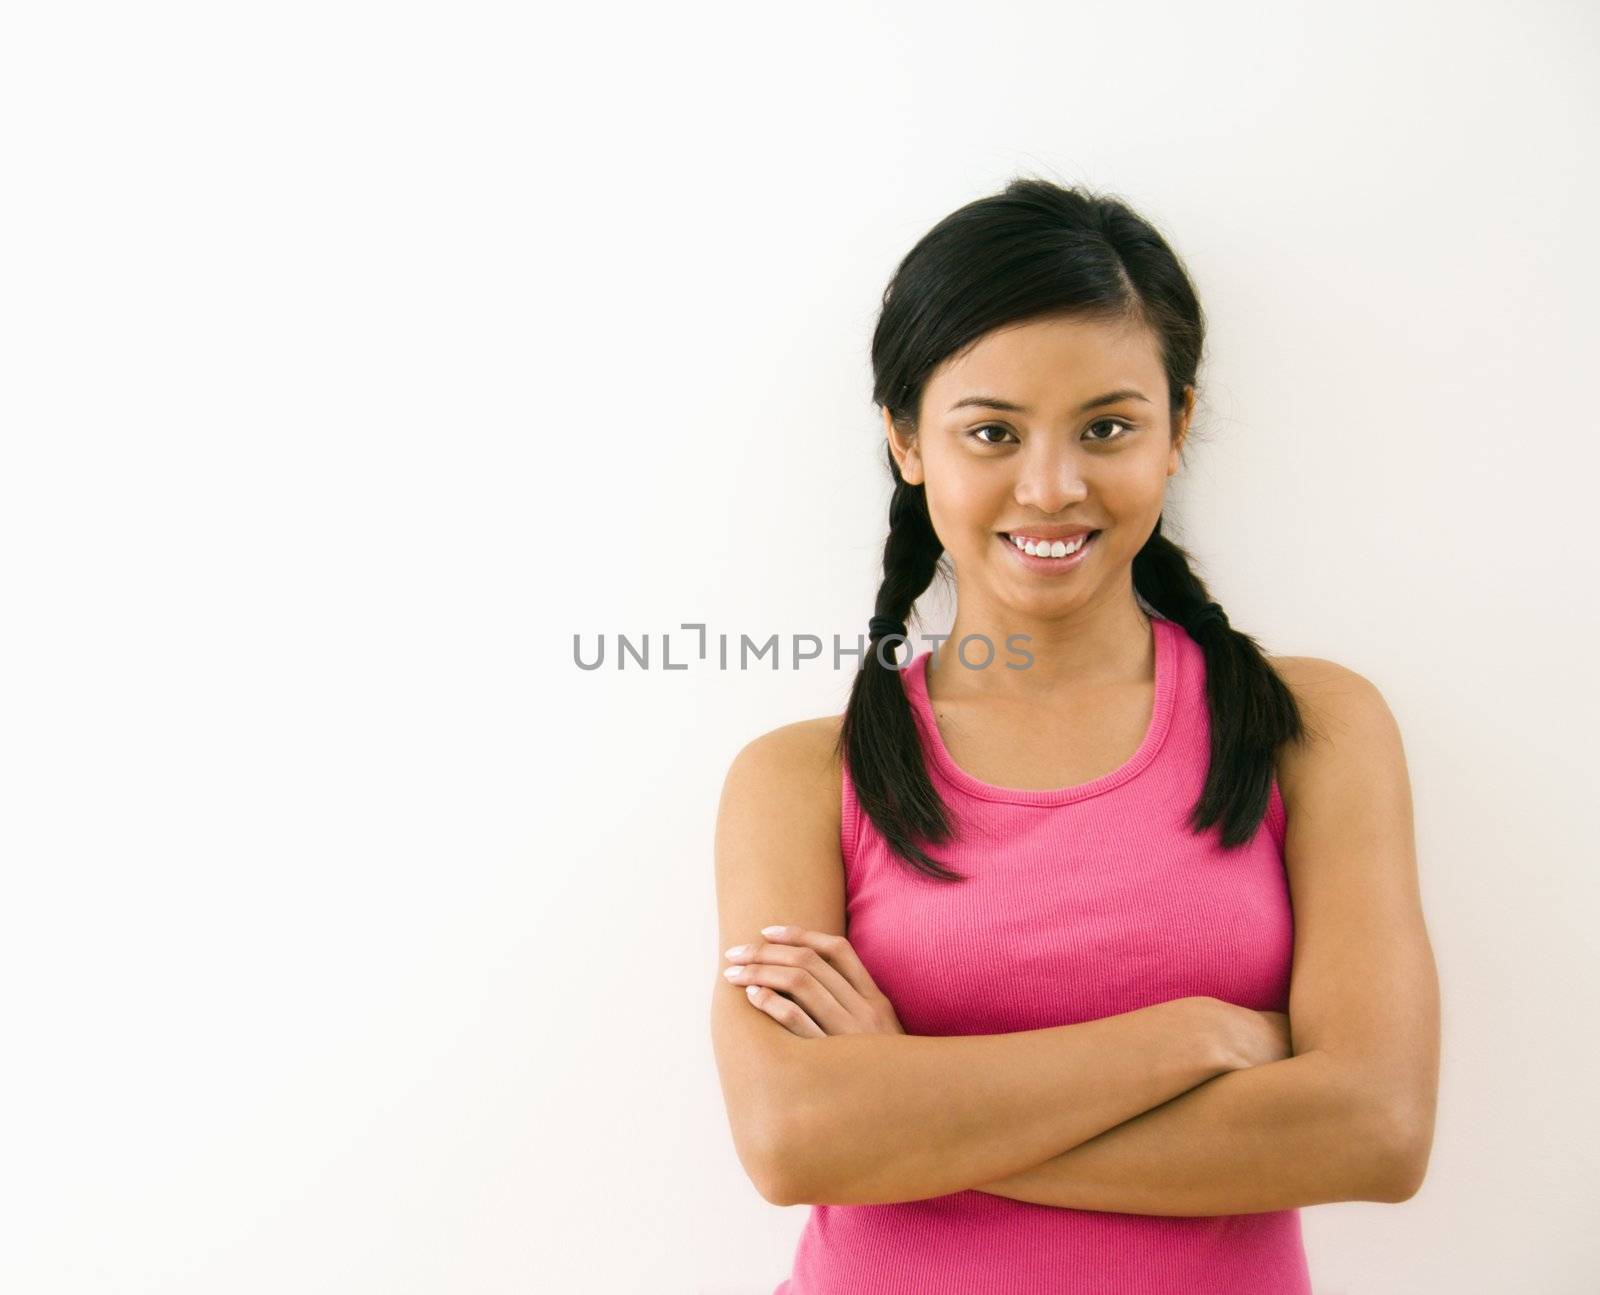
723 965 745 979
761 925 787 936
724 945 751 959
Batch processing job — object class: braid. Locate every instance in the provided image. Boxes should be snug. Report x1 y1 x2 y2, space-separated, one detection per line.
836 460 966 881
873 473 944 644
1133 514 1305 848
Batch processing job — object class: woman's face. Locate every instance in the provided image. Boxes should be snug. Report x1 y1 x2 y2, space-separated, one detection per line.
886 312 1192 619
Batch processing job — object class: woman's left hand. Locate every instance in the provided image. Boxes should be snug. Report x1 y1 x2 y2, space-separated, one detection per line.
722 926 905 1039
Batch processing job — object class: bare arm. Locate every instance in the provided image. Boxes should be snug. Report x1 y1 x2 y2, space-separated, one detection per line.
771 995 1238 1206
972 1049 1401 1213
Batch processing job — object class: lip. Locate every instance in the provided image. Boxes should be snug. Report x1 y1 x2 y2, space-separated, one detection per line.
998 529 1099 574
997 524 1099 541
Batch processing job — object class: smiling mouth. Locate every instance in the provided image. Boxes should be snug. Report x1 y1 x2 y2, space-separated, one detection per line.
999 530 1101 556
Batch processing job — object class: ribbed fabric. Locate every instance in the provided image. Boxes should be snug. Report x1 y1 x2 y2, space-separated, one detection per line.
775 615 1309 1294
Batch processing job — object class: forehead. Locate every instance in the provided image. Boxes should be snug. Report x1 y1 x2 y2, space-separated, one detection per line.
925 314 1165 404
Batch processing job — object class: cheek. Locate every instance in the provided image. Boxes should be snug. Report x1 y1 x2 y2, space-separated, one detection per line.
1101 455 1171 508
925 469 1006 534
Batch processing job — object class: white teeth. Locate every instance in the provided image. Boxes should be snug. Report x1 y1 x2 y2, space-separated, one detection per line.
1011 532 1090 557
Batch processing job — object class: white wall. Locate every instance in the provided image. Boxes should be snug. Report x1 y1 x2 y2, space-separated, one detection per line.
4 2 1596 1292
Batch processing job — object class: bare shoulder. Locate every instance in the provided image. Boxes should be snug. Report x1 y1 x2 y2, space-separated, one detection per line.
780 711 847 768
1264 653 1408 812
1267 653 1384 710
1267 653 1400 728
723 713 845 811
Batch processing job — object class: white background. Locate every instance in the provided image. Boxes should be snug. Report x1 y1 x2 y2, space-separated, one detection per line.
3 2 1597 1292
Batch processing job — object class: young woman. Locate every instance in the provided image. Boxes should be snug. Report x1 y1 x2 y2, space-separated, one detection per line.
710 178 1440 1294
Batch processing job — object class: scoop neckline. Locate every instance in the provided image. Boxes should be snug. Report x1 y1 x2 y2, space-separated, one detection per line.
902 616 1179 806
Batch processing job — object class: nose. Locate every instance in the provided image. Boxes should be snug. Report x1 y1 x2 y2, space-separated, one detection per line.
1012 440 1089 515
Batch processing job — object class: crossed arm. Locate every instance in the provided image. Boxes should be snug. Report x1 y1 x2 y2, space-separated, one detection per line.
973 663 1439 1214
714 664 1439 1213
972 1047 1409 1214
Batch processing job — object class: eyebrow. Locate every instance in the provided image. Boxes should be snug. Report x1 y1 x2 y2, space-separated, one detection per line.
948 388 1152 415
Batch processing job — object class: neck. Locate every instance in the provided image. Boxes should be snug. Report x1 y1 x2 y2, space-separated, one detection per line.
927 591 1154 701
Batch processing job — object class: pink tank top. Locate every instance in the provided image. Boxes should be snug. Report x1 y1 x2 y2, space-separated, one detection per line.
775 615 1310 1294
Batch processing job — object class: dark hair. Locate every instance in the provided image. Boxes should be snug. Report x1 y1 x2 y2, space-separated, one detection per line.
834 178 1306 882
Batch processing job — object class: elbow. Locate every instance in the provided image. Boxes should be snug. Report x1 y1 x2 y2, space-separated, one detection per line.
752 1109 815 1207
1368 1101 1434 1203
767 1092 859 1206
756 1130 802 1207
736 1130 796 1207
1321 1051 1435 1204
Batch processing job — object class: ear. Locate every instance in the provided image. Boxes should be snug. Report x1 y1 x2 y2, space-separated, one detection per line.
883 406 924 485
1167 385 1195 477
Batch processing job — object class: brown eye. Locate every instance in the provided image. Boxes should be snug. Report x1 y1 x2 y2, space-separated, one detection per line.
1086 418 1134 442
969 424 1015 445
